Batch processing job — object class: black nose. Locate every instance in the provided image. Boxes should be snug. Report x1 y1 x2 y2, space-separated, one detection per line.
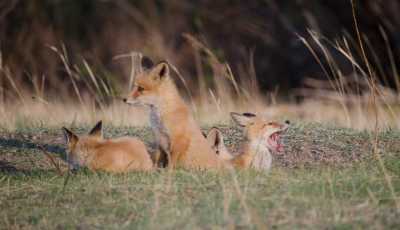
122 98 127 103
285 120 290 125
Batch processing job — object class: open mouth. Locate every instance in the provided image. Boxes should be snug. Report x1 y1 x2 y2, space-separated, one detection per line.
267 131 284 153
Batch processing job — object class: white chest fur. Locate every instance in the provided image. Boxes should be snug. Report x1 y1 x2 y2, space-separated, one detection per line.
149 106 170 150
249 140 272 171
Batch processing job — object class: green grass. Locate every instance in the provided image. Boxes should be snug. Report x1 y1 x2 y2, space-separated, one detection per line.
0 123 399 229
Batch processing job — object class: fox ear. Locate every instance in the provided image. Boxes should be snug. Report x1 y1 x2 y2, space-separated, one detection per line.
206 127 223 149
141 56 154 70
230 112 256 127
151 61 169 81
89 120 103 138
62 127 78 145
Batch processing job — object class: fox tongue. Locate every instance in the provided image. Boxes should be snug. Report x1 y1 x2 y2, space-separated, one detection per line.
267 133 284 153
276 143 284 153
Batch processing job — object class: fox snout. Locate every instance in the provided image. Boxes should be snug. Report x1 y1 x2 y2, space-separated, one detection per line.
281 120 290 131
123 87 141 105
123 97 141 106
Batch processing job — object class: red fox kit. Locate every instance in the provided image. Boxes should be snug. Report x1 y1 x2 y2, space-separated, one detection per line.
62 121 153 173
207 113 290 171
124 57 222 169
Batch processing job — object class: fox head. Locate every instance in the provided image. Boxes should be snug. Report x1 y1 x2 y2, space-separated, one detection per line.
62 121 103 170
123 56 171 108
206 127 233 160
230 112 290 154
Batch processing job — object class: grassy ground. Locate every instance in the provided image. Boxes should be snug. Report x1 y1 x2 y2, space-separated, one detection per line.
0 123 399 229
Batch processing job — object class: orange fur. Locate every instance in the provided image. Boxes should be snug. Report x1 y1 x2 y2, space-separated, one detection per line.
124 60 222 169
207 113 290 171
63 121 153 173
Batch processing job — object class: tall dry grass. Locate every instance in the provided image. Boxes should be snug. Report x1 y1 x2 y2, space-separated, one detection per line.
0 18 399 130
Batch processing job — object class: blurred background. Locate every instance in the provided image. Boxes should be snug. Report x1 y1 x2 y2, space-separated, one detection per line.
0 0 399 129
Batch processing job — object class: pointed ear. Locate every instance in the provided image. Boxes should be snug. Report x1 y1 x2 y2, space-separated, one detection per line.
62 127 78 145
141 56 154 70
206 127 223 148
89 120 103 138
150 61 169 81
230 112 256 127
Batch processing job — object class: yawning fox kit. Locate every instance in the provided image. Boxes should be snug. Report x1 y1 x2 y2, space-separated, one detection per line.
61 56 289 172
207 113 289 171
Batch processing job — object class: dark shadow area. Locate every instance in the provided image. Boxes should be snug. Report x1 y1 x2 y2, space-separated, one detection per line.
0 137 67 175
0 160 19 173
0 159 66 176
0 137 66 158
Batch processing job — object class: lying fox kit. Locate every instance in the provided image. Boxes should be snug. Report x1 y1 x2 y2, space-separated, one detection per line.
207 113 289 171
124 57 222 169
62 121 153 172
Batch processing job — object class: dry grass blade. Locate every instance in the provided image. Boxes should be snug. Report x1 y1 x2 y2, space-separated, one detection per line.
297 34 330 80
208 89 221 113
61 167 71 193
49 45 84 106
224 64 240 97
183 33 241 97
167 62 197 112
83 59 100 93
113 52 143 91
38 145 64 176
31 96 50 105
379 26 400 90
298 31 352 126
1 63 25 104
350 0 399 213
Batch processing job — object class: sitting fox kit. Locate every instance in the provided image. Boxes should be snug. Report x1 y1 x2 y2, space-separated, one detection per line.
62 121 153 173
124 57 222 169
207 113 290 171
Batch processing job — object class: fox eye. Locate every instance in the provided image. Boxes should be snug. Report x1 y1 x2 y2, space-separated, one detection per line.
267 122 273 126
